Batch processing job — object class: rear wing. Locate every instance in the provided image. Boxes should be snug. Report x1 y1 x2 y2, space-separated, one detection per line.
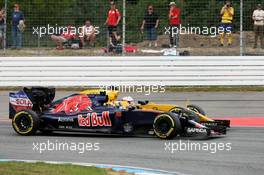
9 90 33 119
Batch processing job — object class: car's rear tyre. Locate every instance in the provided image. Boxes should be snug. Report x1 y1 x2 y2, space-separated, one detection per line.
12 110 39 136
187 105 206 116
153 113 181 139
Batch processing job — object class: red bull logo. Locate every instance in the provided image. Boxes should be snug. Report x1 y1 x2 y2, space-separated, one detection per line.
78 111 112 127
53 94 92 114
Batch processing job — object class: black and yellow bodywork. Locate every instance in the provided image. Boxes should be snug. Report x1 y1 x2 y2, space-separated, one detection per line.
136 102 211 122
81 89 230 128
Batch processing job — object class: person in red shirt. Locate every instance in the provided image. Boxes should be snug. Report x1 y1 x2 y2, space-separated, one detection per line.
51 25 76 50
105 1 121 42
169 2 181 48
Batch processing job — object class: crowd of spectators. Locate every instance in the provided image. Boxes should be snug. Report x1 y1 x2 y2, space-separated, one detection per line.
0 1 263 51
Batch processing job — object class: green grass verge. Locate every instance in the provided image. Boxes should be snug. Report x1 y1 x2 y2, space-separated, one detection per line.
0 162 107 175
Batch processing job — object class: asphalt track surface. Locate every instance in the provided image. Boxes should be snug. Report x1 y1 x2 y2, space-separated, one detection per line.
0 91 264 175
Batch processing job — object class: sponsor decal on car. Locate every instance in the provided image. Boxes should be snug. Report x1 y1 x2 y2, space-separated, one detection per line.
58 117 74 123
58 125 73 129
187 128 207 133
10 97 33 107
78 111 111 127
9 92 33 112
201 122 218 127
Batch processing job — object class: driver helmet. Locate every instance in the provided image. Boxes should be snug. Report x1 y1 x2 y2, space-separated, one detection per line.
122 96 134 103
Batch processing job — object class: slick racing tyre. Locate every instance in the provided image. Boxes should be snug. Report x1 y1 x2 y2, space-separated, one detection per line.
12 110 39 136
153 113 181 139
187 104 206 116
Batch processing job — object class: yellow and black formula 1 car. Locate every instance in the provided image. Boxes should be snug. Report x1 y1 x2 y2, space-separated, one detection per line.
81 89 230 136
136 100 230 129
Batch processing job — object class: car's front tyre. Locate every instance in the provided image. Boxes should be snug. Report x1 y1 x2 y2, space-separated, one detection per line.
187 104 206 115
12 110 39 136
153 113 181 139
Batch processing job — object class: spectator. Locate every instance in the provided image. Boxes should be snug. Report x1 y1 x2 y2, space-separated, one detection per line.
0 8 5 48
11 4 25 49
141 5 159 47
252 4 264 49
51 26 76 50
108 31 122 53
169 2 181 48
80 20 96 48
219 1 234 47
105 1 121 42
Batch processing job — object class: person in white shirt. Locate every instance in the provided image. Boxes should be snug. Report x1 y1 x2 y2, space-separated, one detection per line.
79 20 96 48
252 4 264 49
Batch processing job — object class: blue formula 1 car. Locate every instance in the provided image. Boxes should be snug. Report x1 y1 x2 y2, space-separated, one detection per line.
9 87 228 139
